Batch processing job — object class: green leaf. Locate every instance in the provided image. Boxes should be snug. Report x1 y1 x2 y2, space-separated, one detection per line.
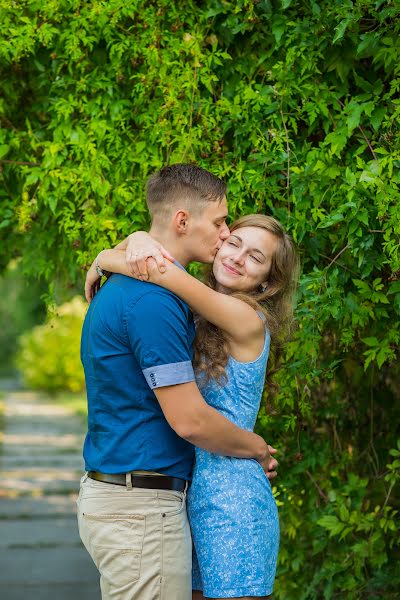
47 195 58 214
317 213 344 229
370 107 386 131
0 144 10 159
362 337 379 347
325 130 348 155
333 18 352 44
346 103 363 134
317 515 344 536
339 504 350 522
271 18 285 44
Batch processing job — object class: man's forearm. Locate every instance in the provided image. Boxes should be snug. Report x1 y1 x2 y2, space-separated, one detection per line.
181 404 268 462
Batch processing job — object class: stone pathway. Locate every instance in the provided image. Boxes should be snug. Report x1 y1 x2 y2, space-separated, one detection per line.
0 387 99 599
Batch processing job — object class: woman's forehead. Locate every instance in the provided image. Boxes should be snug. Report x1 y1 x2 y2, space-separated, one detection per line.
228 227 279 253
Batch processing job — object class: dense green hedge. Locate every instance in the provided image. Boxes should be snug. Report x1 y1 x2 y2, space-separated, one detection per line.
0 261 46 375
1 1 399 597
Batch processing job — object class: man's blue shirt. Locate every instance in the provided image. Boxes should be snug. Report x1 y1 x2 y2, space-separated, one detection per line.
80 273 196 479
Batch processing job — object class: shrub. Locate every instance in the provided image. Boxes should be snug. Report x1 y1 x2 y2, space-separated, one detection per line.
0 260 46 376
16 296 86 393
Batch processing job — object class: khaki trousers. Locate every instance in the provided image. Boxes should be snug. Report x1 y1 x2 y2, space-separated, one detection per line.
77 474 192 600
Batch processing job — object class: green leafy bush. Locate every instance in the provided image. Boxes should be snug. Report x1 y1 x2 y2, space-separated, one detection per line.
0 260 46 376
16 297 86 393
1 1 399 597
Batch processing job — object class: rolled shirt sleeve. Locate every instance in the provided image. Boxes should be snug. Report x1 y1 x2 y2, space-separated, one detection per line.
126 290 195 389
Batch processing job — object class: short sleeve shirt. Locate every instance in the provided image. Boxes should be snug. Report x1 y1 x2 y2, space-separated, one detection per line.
126 291 195 389
81 273 196 479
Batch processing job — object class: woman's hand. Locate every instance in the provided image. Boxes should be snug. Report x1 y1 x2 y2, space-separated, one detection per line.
125 231 175 280
84 261 102 303
259 445 279 480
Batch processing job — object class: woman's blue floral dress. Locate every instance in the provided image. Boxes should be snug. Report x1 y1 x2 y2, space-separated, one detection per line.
188 326 279 598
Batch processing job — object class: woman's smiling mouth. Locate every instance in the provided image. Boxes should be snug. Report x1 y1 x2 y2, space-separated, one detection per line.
223 263 242 276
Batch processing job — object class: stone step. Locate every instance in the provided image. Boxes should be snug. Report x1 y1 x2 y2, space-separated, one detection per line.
0 582 100 600
1 432 84 447
1 445 83 458
0 495 78 519
0 469 82 496
0 547 99 585
5 402 82 418
1 455 84 469
1 516 81 548
0 389 98 596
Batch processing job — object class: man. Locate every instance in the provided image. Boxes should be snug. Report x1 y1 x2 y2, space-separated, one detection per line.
78 164 277 600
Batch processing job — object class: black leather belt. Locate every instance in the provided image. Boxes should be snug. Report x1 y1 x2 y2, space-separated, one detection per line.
88 471 187 492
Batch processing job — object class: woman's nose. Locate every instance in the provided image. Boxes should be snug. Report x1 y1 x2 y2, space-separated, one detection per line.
233 252 245 265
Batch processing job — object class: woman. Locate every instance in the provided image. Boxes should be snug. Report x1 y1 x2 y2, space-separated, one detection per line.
86 214 299 599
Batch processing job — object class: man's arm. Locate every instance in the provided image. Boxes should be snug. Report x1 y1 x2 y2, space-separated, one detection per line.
126 291 277 476
155 382 276 474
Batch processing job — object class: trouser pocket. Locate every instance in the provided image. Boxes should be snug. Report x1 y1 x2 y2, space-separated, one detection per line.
79 512 145 587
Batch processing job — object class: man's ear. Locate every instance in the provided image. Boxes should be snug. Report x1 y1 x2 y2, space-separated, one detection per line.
173 209 190 234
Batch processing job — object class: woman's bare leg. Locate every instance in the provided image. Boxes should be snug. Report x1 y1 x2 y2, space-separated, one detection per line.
192 591 206 600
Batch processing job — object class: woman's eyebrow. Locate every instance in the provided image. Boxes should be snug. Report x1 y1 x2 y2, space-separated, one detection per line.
230 234 266 259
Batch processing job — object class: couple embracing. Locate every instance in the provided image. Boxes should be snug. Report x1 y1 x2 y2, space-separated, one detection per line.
77 164 299 600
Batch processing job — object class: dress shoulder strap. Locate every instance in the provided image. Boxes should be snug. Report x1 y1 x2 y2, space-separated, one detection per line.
256 310 267 325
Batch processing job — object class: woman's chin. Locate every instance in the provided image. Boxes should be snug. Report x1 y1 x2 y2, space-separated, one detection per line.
214 277 239 293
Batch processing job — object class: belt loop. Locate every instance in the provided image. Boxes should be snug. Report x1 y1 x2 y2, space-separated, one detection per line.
183 480 189 497
125 472 133 490
82 471 89 483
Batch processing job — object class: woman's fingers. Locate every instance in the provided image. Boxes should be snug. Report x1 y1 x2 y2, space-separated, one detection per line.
136 255 147 280
263 453 279 480
125 234 175 281
126 252 140 278
160 245 175 263
268 458 279 471
127 249 172 281
151 249 169 274
84 283 91 304
85 265 101 303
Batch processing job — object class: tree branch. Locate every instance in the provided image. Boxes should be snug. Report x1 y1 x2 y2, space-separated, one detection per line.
280 109 291 193
336 98 378 161
327 244 350 269
0 159 41 167
306 470 329 503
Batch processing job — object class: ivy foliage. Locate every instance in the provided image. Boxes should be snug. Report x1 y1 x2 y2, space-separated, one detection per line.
1 1 399 597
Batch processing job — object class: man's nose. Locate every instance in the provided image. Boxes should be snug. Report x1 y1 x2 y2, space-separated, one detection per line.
220 222 230 240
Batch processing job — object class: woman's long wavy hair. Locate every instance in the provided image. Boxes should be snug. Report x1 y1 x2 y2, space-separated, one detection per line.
193 214 300 390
